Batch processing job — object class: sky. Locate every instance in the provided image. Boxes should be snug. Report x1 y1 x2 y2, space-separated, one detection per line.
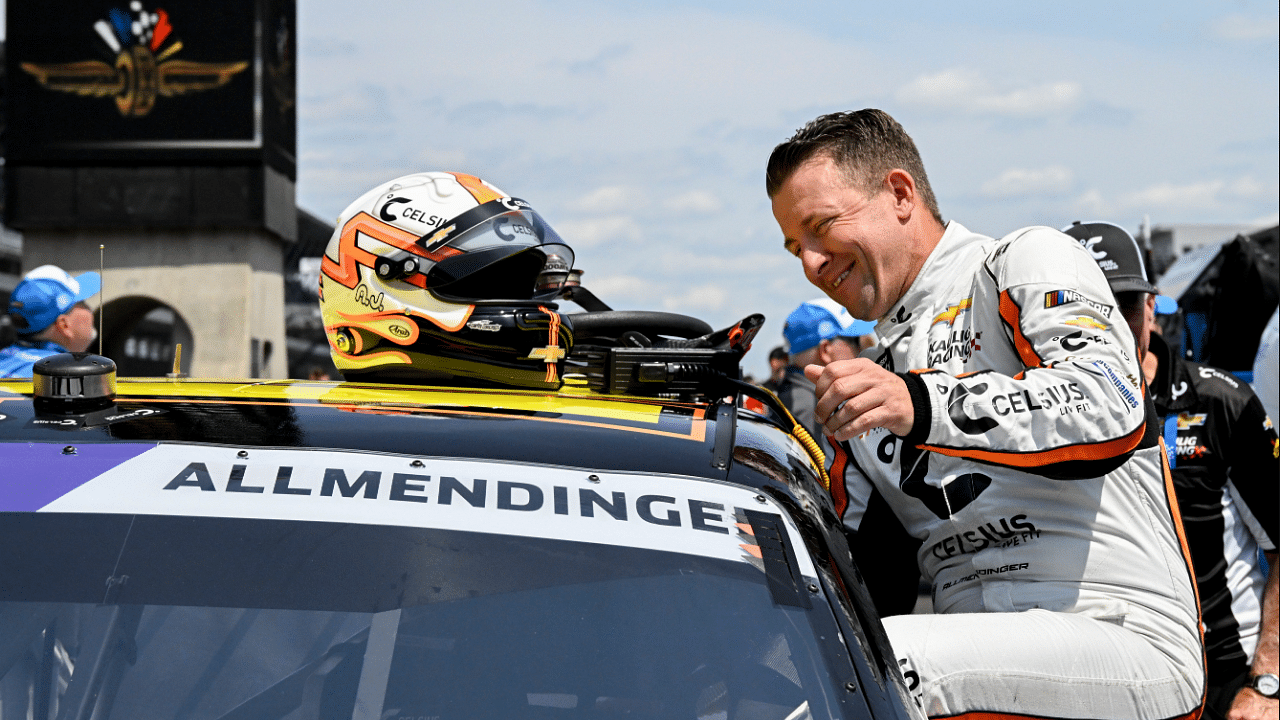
7 0 1279 379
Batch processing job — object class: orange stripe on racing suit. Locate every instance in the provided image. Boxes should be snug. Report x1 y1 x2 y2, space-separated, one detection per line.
998 289 1044 368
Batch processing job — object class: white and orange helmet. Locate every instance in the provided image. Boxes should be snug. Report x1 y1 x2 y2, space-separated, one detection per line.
319 171 575 388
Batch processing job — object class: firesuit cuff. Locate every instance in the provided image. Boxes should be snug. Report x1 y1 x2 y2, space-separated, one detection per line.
897 372 932 446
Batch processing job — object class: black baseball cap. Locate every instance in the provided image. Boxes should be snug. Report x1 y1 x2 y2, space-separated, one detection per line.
1061 220 1158 294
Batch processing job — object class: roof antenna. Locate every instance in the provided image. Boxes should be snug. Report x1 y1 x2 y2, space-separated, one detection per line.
167 344 185 379
98 244 105 356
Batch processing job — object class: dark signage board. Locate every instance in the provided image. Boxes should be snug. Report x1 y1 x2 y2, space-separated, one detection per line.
5 0 294 177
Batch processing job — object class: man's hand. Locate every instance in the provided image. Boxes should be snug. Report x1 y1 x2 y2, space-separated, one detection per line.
805 358 915 441
1226 687 1277 720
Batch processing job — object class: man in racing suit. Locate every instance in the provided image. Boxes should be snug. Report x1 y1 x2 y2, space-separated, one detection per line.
766 109 1204 719
1067 221 1277 720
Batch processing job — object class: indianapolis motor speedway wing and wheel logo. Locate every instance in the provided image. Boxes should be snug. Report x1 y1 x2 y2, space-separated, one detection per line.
20 2 249 118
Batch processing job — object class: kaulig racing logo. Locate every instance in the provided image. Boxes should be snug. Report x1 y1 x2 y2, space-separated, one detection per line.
928 329 982 366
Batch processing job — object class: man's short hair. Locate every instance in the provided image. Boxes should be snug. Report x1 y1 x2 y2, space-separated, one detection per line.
765 109 943 225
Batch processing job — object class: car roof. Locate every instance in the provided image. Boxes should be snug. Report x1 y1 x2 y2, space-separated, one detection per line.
0 376 818 485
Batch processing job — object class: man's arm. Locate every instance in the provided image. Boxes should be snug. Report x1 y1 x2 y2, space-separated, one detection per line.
811 228 1152 478
1228 555 1277 720
1224 390 1280 720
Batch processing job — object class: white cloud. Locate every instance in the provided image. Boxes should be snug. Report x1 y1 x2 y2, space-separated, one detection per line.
1252 211 1280 227
570 186 639 213
659 251 789 275
663 190 722 216
565 44 632 76
300 84 394 125
665 283 729 313
980 166 1074 198
555 215 643 248
896 68 1082 117
1070 189 1111 217
1227 176 1279 200
1070 175 1279 219
1212 14 1279 41
412 148 470 169
1123 180 1226 211
585 274 656 304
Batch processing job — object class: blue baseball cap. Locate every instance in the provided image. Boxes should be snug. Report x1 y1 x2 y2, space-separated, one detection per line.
8 265 101 335
838 317 877 339
784 298 862 354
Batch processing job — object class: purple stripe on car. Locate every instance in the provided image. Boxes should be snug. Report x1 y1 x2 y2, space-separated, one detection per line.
0 442 156 511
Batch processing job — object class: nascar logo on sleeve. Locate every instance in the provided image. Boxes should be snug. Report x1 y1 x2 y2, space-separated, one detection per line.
1044 290 1114 319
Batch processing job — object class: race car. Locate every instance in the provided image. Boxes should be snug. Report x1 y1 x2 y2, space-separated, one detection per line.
0 333 921 720
0 169 922 719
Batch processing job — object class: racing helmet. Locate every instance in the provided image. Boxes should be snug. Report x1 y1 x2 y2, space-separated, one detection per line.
319 171 575 388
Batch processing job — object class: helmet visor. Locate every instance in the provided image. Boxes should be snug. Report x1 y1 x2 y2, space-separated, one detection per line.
420 198 575 302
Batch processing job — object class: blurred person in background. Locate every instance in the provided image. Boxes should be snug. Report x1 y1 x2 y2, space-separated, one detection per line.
0 265 101 379
778 298 861 462
836 317 878 356
762 345 789 392
1068 220 1278 720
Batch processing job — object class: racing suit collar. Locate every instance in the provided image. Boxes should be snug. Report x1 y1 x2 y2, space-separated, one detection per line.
875 220 984 338
1148 332 1197 413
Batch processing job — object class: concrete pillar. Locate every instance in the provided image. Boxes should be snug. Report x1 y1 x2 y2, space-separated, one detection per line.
22 228 287 379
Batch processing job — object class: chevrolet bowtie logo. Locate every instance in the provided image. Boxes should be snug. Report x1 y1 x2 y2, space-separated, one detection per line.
20 4 249 118
931 297 973 327
526 346 566 364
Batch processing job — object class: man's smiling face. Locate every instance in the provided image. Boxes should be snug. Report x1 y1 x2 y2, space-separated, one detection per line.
772 154 914 322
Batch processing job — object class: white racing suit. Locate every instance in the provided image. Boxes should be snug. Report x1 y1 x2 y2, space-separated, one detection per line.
833 222 1204 719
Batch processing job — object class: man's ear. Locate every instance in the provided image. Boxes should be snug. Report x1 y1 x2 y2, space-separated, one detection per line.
886 169 916 221
815 338 834 365
50 312 73 338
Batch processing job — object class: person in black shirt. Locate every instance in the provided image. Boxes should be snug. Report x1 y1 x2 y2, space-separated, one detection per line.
1069 220 1279 720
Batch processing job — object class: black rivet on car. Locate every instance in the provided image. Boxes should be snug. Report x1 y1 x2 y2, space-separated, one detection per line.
588 474 601 483
62 446 76 455
237 450 249 458
845 681 857 693
808 583 819 593
411 460 425 468
754 494 767 503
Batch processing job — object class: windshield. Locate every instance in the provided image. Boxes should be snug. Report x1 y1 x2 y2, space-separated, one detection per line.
0 518 849 720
